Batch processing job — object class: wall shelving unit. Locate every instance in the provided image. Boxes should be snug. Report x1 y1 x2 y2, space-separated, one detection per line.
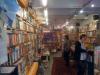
0 1 42 74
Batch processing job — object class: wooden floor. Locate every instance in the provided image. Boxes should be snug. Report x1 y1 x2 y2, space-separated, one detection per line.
42 51 94 75
51 57 77 75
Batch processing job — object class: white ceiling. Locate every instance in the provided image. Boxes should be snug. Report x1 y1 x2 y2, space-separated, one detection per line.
47 0 90 8
30 0 100 27
31 0 100 17
31 0 100 8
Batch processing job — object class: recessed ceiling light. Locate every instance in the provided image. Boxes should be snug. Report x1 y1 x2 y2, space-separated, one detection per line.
79 10 84 14
91 4 95 8
42 0 47 7
44 9 48 17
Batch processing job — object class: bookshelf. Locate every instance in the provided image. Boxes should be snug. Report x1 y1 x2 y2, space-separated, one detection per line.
0 5 41 75
79 19 97 50
6 14 36 75
1 0 44 74
42 29 63 52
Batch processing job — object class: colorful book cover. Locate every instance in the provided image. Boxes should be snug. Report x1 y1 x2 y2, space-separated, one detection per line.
7 33 13 47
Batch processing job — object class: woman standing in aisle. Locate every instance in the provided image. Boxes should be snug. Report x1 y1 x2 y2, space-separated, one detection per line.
75 34 87 75
63 35 71 65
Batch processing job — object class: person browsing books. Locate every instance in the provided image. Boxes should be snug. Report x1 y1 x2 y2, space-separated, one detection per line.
75 34 87 75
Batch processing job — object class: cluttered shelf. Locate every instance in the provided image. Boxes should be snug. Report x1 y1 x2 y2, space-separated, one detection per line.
0 3 39 75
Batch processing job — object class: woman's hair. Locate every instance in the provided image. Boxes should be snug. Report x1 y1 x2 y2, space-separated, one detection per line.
65 35 69 40
80 34 87 39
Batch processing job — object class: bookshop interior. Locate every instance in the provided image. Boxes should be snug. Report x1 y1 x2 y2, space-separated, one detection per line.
0 0 100 75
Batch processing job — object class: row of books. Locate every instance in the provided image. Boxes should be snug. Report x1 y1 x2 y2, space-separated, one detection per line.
7 43 33 65
12 15 34 32
0 7 37 75
7 32 34 47
1 15 34 33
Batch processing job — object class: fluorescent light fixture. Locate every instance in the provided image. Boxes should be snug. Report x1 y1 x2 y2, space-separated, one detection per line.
42 0 47 7
44 9 48 18
46 18 48 25
91 4 95 8
44 9 48 25
79 9 84 14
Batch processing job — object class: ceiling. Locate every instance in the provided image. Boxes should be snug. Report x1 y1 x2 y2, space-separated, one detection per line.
30 0 100 28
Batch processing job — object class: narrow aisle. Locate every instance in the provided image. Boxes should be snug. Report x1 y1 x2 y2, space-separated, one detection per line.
44 51 62 75
44 54 53 75
51 57 77 75
50 51 77 75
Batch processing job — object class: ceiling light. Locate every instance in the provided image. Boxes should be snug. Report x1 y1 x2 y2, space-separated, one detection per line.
44 9 48 25
79 10 84 14
91 4 95 8
66 21 69 25
46 18 48 25
44 9 48 18
42 0 47 7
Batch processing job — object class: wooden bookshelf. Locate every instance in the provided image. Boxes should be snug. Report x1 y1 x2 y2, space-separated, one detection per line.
0 7 40 75
0 1 44 74
79 19 97 50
